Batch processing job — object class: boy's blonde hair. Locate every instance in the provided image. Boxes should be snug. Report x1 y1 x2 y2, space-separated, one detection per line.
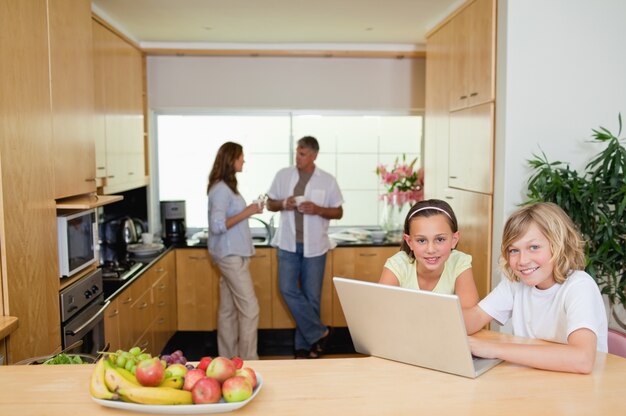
500 202 586 283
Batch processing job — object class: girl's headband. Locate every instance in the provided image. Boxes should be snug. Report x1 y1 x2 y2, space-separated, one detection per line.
408 206 452 221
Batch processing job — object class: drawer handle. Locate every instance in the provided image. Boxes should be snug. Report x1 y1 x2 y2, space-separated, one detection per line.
138 302 149 310
157 283 166 290
140 340 148 348
156 267 165 272
459 95 467 100
108 309 119 317
158 301 166 307
449 176 457 179
121 296 133 305
158 318 165 324
359 253 377 257
470 92 478 97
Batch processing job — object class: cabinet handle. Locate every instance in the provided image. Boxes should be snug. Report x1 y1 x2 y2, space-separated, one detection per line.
158 318 165 325
157 284 166 290
449 176 457 179
128 172 135 175
138 302 148 310
359 253 377 257
156 267 165 272
96 166 106 170
459 95 467 100
85 178 96 182
158 301 166 307
139 340 148 348
445 196 454 200
470 92 478 97
121 296 133 305
107 175 115 179
108 309 119 318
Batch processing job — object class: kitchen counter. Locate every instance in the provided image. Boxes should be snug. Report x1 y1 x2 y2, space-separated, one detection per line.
1 331 625 415
0 316 18 340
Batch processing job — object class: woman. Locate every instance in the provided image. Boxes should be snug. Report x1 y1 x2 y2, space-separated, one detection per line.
207 142 263 360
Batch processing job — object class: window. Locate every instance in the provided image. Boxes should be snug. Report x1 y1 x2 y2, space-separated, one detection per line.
156 113 422 230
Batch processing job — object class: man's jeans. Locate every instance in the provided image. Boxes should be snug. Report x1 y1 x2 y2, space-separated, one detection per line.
278 243 328 350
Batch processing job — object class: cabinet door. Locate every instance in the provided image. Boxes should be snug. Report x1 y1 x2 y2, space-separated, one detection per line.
249 249 273 329
176 249 219 331
444 189 492 299
448 102 494 194
332 247 400 326
449 0 495 111
49 0 96 199
116 286 135 350
130 279 153 348
104 296 120 352
467 0 496 107
152 251 177 353
424 21 452 200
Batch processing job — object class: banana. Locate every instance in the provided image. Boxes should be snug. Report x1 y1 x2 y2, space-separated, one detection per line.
90 359 119 401
105 363 141 393
159 376 184 389
117 386 193 405
114 367 140 386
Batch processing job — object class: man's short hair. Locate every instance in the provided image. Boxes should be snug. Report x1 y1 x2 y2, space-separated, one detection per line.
297 136 319 152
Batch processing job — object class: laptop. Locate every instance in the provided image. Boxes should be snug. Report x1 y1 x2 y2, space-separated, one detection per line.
333 277 502 378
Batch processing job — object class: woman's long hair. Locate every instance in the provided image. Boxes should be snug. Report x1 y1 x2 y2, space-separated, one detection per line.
207 142 242 194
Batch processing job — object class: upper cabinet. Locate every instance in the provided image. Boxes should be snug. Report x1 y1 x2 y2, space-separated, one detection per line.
50 0 96 199
449 0 496 111
92 20 148 195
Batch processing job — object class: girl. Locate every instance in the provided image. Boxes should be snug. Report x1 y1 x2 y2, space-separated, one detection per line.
207 142 263 360
379 199 479 309
464 202 608 374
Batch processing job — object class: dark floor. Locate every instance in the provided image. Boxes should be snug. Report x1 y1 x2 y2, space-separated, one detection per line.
160 327 356 360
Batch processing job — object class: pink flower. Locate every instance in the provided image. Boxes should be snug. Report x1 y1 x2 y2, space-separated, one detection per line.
376 155 424 206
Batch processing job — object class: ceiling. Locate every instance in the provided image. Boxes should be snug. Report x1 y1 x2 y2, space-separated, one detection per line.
91 0 463 51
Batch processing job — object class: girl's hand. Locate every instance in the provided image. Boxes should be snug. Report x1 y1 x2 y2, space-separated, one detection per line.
247 202 264 215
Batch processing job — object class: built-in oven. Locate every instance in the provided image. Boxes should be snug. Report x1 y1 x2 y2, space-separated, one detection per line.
59 269 109 355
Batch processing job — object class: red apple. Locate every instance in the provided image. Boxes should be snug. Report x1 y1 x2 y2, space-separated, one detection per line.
231 356 244 369
191 377 222 404
135 357 165 387
197 356 213 372
183 368 207 391
235 367 257 389
205 356 236 383
222 376 253 403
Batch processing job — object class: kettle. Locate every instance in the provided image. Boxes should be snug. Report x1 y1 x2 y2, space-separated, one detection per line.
122 217 145 244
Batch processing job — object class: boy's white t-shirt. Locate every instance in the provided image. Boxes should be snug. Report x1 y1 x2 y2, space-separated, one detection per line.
479 270 608 352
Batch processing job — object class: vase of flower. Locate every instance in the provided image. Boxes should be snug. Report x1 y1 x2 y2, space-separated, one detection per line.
376 155 424 243
380 194 412 243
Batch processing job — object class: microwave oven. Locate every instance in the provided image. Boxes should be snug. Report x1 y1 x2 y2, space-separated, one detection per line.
57 209 98 278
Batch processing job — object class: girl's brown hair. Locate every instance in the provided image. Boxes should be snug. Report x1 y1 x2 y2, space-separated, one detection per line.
207 142 243 194
400 199 459 261
500 202 586 283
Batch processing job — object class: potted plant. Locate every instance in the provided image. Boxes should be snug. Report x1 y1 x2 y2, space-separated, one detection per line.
525 115 626 329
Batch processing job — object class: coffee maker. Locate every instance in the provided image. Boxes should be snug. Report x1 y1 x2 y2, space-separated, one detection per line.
161 200 186 244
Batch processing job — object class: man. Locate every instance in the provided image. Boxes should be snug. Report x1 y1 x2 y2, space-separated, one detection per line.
267 136 344 358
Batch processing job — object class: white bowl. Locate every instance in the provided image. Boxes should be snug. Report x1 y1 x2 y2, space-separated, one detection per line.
371 230 386 243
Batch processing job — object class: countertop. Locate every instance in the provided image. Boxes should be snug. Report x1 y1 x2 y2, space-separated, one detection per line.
1 331 625 415
0 316 18 340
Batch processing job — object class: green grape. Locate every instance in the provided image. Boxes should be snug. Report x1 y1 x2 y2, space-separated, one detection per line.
124 358 135 371
137 353 151 361
130 364 137 375
115 354 127 368
129 346 142 356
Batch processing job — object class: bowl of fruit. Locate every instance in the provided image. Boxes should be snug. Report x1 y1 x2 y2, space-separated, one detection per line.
90 347 262 414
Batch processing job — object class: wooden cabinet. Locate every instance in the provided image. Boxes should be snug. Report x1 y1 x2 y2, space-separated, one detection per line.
425 0 496 298
0 0 61 363
448 102 494 194
444 189 492 299
176 249 219 331
104 251 177 353
249 249 274 329
49 0 96 199
331 246 400 327
449 0 496 111
92 19 147 195
152 252 177 353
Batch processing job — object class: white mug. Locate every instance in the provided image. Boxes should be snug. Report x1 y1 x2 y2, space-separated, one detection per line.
141 233 154 244
294 195 306 206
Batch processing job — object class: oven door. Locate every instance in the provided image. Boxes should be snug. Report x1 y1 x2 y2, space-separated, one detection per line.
62 294 110 356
